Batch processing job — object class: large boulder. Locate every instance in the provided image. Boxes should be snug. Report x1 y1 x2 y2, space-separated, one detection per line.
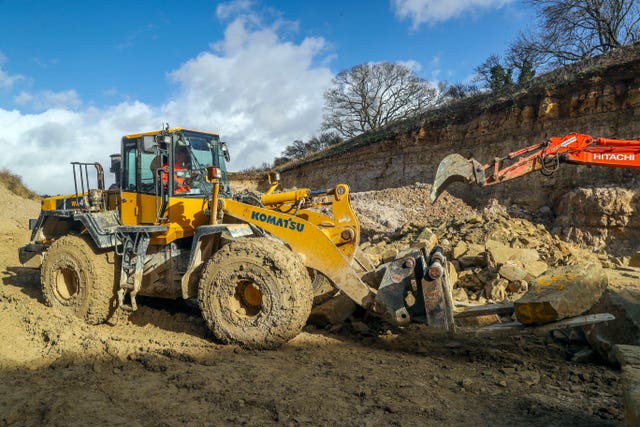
585 284 640 365
613 345 640 426
553 187 639 254
515 263 608 325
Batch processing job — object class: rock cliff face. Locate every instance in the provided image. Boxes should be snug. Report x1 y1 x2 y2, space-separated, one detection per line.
278 47 640 256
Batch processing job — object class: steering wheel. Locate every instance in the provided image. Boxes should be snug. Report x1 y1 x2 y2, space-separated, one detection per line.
183 169 205 188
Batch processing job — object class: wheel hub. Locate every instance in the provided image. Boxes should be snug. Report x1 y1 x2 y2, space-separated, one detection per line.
54 266 79 301
232 280 263 317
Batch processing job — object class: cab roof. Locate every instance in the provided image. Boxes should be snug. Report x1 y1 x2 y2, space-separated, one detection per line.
123 127 220 139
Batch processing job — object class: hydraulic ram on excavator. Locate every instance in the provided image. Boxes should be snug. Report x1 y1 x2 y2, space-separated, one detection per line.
430 133 640 202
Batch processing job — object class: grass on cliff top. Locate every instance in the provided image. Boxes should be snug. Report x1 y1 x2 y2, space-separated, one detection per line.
0 169 40 200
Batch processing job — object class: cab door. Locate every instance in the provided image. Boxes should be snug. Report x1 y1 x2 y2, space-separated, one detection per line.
119 137 163 225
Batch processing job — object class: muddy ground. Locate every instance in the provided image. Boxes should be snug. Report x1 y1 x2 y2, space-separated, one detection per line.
0 184 626 426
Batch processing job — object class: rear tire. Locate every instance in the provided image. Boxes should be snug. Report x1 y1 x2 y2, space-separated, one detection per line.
198 238 313 349
41 235 118 325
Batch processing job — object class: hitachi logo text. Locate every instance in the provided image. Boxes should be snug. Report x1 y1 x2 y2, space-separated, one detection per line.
593 153 635 161
250 211 305 232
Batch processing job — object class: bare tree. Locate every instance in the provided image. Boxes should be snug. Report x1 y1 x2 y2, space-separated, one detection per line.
277 132 343 164
322 62 438 138
517 0 640 65
443 82 480 100
281 140 308 160
304 132 343 153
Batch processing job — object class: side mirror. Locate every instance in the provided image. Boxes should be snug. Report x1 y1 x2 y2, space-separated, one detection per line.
221 142 231 162
142 136 157 153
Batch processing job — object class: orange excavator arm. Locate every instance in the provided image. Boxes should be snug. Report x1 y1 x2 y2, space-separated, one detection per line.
430 133 640 202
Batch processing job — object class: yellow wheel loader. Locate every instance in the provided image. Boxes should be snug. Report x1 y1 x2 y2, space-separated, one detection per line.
19 127 454 348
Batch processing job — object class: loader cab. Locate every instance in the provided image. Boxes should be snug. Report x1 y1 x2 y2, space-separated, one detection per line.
117 128 231 229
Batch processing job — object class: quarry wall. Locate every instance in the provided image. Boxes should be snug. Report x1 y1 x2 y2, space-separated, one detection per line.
274 48 640 255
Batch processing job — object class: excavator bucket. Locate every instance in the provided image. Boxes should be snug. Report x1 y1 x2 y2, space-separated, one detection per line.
430 154 482 202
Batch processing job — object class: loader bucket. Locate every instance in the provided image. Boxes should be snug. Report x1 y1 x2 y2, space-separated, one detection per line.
429 154 479 202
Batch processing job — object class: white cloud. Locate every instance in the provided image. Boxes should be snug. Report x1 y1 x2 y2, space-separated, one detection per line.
397 59 422 72
392 0 514 28
0 3 334 195
0 52 24 89
13 91 32 106
163 10 333 174
216 0 253 20
12 89 81 111
0 102 157 195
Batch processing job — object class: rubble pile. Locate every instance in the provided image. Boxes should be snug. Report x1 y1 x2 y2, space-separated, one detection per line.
360 201 600 305
350 183 477 238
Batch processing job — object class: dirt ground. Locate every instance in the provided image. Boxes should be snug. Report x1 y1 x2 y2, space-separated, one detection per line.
0 184 625 426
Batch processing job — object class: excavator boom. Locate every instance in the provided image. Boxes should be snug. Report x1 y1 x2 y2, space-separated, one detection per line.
430 133 640 202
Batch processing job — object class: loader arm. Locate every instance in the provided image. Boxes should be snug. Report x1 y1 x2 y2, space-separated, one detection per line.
430 133 640 202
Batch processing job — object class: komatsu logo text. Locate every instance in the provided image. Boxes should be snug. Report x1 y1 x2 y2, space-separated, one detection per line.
251 211 305 232
593 153 635 161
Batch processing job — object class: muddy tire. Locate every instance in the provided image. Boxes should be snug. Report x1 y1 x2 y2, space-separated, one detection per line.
198 237 313 349
41 235 118 325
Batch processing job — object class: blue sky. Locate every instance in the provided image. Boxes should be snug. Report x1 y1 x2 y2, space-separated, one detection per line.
0 0 533 194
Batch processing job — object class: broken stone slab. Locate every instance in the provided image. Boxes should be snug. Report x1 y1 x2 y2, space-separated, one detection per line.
458 252 490 269
477 313 614 336
413 227 438 252
451 287 469 303
476 267 499 286
485 278 508 302
523 260 548 278
613 345 640 427
585 288 640 365
485 239 540 266
452 241 468 259
454 302 515 318
514 263 608 325
308 293 357 328
381 248 399 264
456 314 500 327
447 261 458 287
466 243 486 258
616 344 640 366
499 261 533 282
630 251 640 268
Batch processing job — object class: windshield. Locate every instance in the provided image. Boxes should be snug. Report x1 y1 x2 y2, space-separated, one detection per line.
177 130 231 196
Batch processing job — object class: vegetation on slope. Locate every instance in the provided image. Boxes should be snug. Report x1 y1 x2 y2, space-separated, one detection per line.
0 169 40 199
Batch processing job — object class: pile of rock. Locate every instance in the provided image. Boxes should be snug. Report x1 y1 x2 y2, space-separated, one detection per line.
360 206 601 305
435 206 602 304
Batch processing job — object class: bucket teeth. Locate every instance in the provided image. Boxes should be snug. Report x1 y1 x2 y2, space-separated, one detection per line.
430 154 477 202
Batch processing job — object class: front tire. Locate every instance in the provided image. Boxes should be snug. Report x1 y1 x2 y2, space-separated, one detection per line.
198 238 313 349
41 235 118 325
